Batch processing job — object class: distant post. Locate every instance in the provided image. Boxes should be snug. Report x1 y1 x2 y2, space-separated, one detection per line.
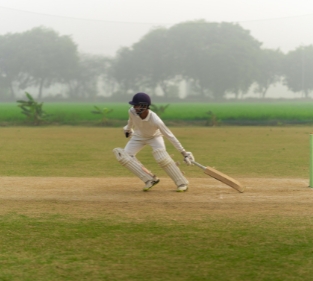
309 134 313 187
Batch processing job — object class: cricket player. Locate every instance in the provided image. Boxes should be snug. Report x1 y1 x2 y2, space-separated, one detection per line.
113 92 194 192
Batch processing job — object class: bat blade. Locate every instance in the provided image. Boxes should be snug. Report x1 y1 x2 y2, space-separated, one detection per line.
203 166 245 193
191 160 245 193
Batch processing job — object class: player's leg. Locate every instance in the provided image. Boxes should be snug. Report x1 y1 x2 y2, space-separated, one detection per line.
124 138 160 191
113 138 159 191
148 137 189 192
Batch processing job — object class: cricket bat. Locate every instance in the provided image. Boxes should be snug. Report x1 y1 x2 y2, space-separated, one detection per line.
191 160 245 193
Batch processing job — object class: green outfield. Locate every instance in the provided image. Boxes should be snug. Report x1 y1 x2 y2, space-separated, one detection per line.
0 126 313 281
0 126 310 178
1 102 313 124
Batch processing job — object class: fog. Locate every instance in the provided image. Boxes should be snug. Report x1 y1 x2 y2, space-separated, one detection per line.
1 0 313 100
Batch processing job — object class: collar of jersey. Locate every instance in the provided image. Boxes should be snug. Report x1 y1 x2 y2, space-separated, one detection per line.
140 110 151 121
131 107 151 121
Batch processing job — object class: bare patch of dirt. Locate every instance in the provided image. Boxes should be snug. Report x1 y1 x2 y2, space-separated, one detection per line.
0 177 312 221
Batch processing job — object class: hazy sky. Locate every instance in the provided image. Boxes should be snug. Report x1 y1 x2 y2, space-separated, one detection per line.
0 0 313 56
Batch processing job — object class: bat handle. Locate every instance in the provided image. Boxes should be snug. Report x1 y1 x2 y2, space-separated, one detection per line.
191 160 206 170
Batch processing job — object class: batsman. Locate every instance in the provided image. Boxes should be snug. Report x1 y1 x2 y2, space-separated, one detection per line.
113 92 194 192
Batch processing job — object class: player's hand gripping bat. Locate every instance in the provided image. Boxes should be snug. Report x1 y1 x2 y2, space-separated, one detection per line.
191 160 245 193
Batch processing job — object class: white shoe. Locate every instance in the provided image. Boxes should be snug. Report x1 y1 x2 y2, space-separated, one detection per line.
177 184 188 192
143 178 160 191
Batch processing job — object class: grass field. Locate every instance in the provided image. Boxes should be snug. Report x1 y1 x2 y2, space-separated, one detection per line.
1 126 313 280
2 102 313 125
0 126 310 177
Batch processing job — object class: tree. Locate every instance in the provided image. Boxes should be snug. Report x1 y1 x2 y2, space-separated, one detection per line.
111 20 263 101
0 33 26 99
283 45 313 98
130 28 174 95
20 27 79 99
110 28 175 97
66 54 108 100
167 20 262 100
110 47 139 95
254 49 284 98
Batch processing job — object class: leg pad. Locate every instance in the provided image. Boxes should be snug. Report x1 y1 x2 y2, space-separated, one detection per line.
153 148 188 187
113 148 155 183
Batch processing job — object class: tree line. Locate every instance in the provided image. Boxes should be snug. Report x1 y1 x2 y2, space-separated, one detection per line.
0 21 313 101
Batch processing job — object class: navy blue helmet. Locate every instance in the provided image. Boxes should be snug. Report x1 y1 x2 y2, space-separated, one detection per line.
129 92 151 106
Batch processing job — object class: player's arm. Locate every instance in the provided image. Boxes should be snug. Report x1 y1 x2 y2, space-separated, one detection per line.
123 109 134 138
157 119 194 165
123 122 133 138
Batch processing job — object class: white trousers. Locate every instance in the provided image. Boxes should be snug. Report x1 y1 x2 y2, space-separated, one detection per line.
123 135 188 187
124 135 165 156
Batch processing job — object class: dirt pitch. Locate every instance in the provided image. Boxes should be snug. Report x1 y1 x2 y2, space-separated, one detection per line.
1 177 313 220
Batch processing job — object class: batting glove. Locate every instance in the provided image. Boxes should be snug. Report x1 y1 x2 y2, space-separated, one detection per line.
124 129 133 138
181 151 195 166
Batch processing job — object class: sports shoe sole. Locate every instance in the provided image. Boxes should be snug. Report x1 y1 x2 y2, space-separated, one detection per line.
176 189 188 192
143 179 160 192
176 187 188 192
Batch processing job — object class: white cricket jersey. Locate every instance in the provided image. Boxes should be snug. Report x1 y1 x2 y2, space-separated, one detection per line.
124 108 185 152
